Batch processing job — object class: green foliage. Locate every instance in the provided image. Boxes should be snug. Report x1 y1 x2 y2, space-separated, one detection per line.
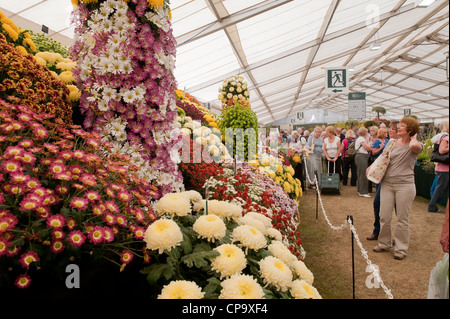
28 30 68 57
218 101 259 161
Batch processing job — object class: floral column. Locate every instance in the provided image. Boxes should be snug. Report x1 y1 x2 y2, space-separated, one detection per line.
70 0 183 197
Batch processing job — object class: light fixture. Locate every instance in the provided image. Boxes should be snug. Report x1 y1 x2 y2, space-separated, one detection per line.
370 42 382 51
415 0 436 8
370 32 382 51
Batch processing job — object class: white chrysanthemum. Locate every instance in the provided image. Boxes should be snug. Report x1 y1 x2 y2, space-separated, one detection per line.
211 244 247 279
268 241 298 268
181 190 202 203
266 227 283 241
258 256 293 292
144 219 183 254
292 260 314 285
237 215 267 235
158 280 204 299
193 214 226 242
180 128 191 137
290 280 322 299
219 274 265 299
155 193 191 217
206 200 243 221
231 225 266 252
245 212 272 229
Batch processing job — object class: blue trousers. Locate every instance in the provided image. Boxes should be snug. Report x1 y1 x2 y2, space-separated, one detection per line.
428 171 449 212
372 183 382 235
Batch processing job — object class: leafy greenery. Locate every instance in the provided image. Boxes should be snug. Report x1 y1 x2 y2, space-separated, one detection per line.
218 101 259 161
28 30 69 57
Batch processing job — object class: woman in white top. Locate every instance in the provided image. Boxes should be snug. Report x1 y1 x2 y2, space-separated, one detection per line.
355 127 372 197
323 126 342 178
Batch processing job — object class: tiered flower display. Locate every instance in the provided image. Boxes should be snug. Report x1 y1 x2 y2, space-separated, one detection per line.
70 0 183 197
142 190 321 299
219 75 250 108
0 99 158 289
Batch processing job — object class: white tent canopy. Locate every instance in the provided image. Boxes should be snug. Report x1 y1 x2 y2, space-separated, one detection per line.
1 0 448 125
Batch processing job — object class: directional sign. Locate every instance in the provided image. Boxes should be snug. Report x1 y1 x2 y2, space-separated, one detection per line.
348 92 366 119
404 109 411 116
325 67 349 94
296 112 304 120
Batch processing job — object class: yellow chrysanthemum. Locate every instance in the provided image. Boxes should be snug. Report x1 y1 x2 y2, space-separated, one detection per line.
193 214 226 242
2 23 18 41
15 45 28 55
219 274 265 299
59 71 75 84
33 56 47 67
144 219 183 254
258 256 293 292
158 280 204 299
291 260 314 285
211 244 247 279
268 241 297 268
22 37 36 52
67 85 81 102
231 225 266 252
155 193 192 217
290 280 322 299
147 0 164 9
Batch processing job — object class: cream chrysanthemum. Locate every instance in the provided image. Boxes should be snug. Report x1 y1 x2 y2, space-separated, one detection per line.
155 193 191 217
211 244 247 279
158 280 205 299
258 256 293 292
231 225 266 252
266 227 283 241
219 274 265 299
291 260 314 285
245 212 272 229
237 215 267 234
144 219 183 254
193 214 226 242
268 241 297 268
199 200 242 220
290 279 322 299
181 190 202 203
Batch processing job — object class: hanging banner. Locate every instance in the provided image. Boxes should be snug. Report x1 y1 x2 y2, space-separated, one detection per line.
348 92 366 119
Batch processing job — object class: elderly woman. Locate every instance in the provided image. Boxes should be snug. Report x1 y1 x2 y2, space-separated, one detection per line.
373 117 423 260
428 120 449 213
323 126 341 178
306 127 324 189
355 127 372 197
341 129 357 186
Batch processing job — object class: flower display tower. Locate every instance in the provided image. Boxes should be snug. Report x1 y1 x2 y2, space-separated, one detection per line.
70 0 183 197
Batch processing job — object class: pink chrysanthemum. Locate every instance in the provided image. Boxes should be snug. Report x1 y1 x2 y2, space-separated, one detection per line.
70 197 88 211
103 212 116 226
20 152 36 165
4 146 24 158
105 201 119 213
46 214 65 229
18 139 33 148
85 190 100 202
116 214 127 227
67 230 86 247
19 198 40 211
19 251 40 268
0 238 10 256
80 173 97 187
50 240 65 254
88 226 104 244
15 274 31 289
1 159 23 173
120 250 134 264
134 227 145 239
102 227 114 243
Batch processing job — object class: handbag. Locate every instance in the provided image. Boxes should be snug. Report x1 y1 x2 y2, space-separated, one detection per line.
430 136 449 164
366 139 396 184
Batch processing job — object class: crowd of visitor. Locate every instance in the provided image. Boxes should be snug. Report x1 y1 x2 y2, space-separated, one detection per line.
259 118 449 262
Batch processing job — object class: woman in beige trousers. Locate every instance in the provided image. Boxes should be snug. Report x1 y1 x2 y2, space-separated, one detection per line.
373 117 423 260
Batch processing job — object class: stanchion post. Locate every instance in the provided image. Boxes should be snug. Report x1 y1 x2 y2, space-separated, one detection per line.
347 215 355 299
314 170 319 221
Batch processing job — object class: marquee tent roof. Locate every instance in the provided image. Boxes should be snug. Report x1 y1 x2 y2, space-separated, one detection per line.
1 0 449 125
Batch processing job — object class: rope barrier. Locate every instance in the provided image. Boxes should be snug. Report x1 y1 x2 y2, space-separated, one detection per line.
302 156 394 299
